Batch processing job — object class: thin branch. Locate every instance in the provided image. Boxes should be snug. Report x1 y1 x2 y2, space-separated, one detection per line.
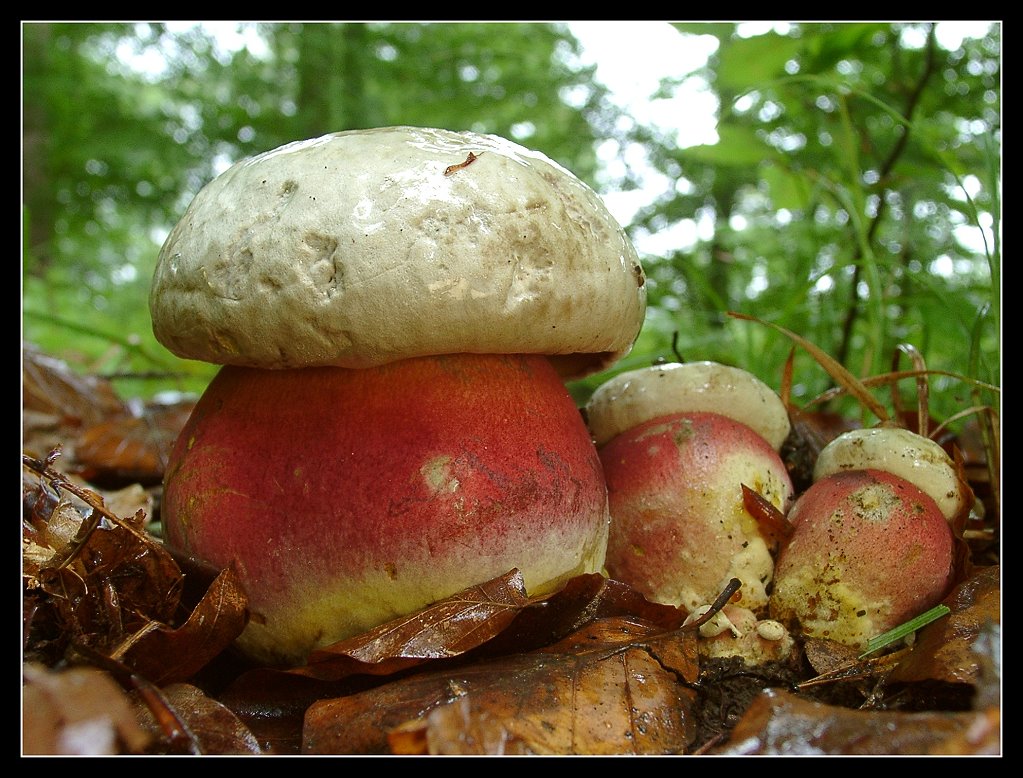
836 24 939 370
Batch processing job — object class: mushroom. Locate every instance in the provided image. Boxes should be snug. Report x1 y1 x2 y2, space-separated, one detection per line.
768 468 955 650
812 426 970 524
583 361 794 614
685 604 796 666
768 427 963 650
151 127 647 666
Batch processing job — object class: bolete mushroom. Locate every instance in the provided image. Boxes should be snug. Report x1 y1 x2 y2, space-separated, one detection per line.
151 127 646 666
768 426 963 649
583 361 794 614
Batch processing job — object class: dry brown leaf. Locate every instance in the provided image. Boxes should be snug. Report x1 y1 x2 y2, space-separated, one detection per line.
713 687 1000 755
22 455 245 688
98 483 154 526
75 401 194 485
22 344 128 429
304 615 699 755
22 662 151 755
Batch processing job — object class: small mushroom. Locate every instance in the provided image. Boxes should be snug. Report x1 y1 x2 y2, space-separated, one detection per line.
769 428 960 650
585 360 792 450
769 470 955 650
812 426 970 524
688 604 796 665
151 127 647 666
584 362 794 614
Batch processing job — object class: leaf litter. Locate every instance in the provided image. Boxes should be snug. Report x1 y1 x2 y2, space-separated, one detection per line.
21 344 1001 756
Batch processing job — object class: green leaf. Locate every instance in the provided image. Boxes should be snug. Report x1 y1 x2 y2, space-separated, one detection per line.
716 32 803 91
762 163 814 211
681 124 775 167
803 23 890 73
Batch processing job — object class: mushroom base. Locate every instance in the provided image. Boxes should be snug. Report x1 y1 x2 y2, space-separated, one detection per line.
162 353 610 666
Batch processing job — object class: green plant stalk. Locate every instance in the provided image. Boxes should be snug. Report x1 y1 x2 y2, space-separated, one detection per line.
23 308 177 372
834 92 886 380
858 604 951 658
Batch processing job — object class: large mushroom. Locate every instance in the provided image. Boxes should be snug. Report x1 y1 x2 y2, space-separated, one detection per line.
150 127 646 666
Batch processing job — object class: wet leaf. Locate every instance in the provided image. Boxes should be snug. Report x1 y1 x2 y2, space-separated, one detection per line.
386 695 537 755
34 505 183 645
304 616 699 755
886 565 1000 688
472 573 690 659
21 453 242 687
114 566 249 685
293 569 532 681
216 668 369 756
741 484 793 548
22 662 151 755
293 571 689 683
712 687 999 755
131 682 263 755
22 343 128 430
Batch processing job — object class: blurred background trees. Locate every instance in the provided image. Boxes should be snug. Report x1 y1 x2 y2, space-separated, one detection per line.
21 21 1000 426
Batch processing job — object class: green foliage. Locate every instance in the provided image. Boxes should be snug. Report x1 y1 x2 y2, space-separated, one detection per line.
620 22 1000 425
22 22 619 398
22 22 999 430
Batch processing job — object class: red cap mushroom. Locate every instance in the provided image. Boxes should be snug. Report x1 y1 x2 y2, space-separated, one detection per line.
769 427 962 649
151 127 647 665
584 361 794 614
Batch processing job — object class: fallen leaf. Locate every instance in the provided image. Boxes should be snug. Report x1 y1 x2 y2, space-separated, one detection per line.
294 569 531 681
22 343 128 430
114 566 249 685
131 682 263 755
294 571 690 684
304 615 699 755
887 565 1000 688
22 454 247 688
387 695 536 755
216 667 378 756
75 401 194 486
712 687 1000 755
22 662 151 755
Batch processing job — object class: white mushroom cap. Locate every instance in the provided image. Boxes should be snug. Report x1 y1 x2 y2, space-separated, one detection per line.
813 426 968 522
584 361 791 450
150 127 646 380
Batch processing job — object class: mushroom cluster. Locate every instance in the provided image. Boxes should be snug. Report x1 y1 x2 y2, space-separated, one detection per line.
151 127 646 666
